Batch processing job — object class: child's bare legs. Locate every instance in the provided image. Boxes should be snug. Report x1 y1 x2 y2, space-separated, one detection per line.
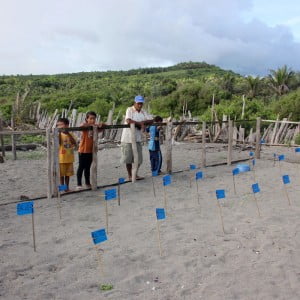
60 176 70 191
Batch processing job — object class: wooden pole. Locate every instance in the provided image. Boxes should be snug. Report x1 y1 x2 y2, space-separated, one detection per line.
255 117 261 159
95 245 104 276
53 128 60 197
0 117 5 157
105 200 109 232
165 120 173 174
163 186 167 214
117 183 121 206
201 121 206 168
196 180 200 205
283 185 291 206
130 123 139 183
156 221 163 257
11 106 17 160
91 126 98 191
152 176 156 198
227 120 233 166
252 193 261 217
31 213 36 252
46 128 52 200
57 191 62 220
232 175 237 195
217 201 225 234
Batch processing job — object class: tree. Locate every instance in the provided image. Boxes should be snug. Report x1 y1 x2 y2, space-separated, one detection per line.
268 65 294 96
245 76 260 99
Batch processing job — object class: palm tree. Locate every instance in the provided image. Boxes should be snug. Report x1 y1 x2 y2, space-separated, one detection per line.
268 65 294 96
246 76 260 99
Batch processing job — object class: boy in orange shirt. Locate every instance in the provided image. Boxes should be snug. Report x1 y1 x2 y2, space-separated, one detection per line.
56 118 77 192
76 111 104 189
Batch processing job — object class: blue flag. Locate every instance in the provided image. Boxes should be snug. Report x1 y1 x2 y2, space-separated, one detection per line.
163 175 171 186
278 154 285 161
91 229 107 245
216 189 225 200
282 175 290 185
104 188 117 200
232 168 239 176
118 177 125 184
252 183 260 194
252 159 256 166
260 139 265 144
195 171 203 180
58 184 68 192
156 208 166 220
249 151 254 157
17 201 34 216
295 148 300 153
190 164 197 170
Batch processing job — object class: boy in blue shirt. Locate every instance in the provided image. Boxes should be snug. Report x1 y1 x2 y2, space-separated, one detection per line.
147 116 163 175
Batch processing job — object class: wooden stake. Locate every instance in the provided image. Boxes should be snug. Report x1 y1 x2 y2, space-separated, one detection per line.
232 175 237 195
57 191 62 220
46 127 52 200
117 184 121 206
95 245 104 276
31 212 36 252
156 221 163 257
91 126 98 191
165 120 173 174
283 186 291 206
196 180 200 205
255 117 261 159
53 128 60 198
130 123 138 183
151 176 156 198
11 105 17 160
163 185 167 214
216 201 225 234
201 121 206 168
105 200 109 232
227 120 233 166
252 193 261 217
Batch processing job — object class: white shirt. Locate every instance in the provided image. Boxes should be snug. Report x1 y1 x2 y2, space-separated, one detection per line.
121 106 152 143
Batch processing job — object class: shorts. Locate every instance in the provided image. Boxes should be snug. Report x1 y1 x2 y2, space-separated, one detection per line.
120 142 143 165
60 163 74 177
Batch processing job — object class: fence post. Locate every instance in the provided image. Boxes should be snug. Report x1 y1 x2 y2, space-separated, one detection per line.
11 106 17 160
0 117 5 157
46 127 52 199
91 126 98 190
52 128 60 197
255 117 261 159
227 120 233 166
165 120 173 174
201 121 206 168
130 123 138 183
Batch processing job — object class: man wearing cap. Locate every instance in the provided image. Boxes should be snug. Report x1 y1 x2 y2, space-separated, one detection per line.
120 95 153 181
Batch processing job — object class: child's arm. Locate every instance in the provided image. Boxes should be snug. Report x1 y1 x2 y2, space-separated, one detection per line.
96 122 106 132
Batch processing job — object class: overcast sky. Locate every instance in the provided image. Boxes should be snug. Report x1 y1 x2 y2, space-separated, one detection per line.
0 0 300 75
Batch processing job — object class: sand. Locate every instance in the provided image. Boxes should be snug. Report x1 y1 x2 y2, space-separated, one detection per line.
0 143 300 299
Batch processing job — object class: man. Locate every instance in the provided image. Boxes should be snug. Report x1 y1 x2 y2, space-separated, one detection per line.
120 95 153 180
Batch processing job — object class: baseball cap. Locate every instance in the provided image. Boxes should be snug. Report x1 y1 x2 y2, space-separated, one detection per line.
134 95 144 103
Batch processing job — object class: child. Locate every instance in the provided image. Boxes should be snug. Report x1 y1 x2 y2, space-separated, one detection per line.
76 111 104 189
56 117 77 192
147 116 163 175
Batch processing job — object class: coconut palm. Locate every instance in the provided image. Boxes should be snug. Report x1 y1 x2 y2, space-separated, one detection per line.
246 76 260 99
268 65 294 96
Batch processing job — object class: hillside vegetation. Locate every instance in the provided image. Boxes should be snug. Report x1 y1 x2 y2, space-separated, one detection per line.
0 62 300 122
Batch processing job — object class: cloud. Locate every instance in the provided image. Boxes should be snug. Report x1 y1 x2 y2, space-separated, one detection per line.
0 0 299 75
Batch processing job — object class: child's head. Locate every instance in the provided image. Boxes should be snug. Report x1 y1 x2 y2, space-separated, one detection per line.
154 116 163 123
57 117 70 128
85 111 97 124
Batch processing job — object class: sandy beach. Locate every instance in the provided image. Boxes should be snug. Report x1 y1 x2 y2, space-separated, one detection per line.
1 143 300 299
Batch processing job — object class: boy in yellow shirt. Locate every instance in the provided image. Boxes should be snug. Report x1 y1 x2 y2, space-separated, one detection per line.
56 118 77 192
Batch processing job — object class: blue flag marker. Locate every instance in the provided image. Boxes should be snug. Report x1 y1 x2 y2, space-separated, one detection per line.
156 208 166 220
216 189 226 200
282 175 290 185
163 175 172 186
249 151 254 157
58 184 68 192
252 159 256 166
195 171 203 180
190 164 197 170
17 201 34 215
260 139 266 144
252 183 260 194
104 188 117 200
118 177 125 184
152 170 159 176
232 168 239 176
91 229 107 245
278 154 285 161
295 148 300 153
